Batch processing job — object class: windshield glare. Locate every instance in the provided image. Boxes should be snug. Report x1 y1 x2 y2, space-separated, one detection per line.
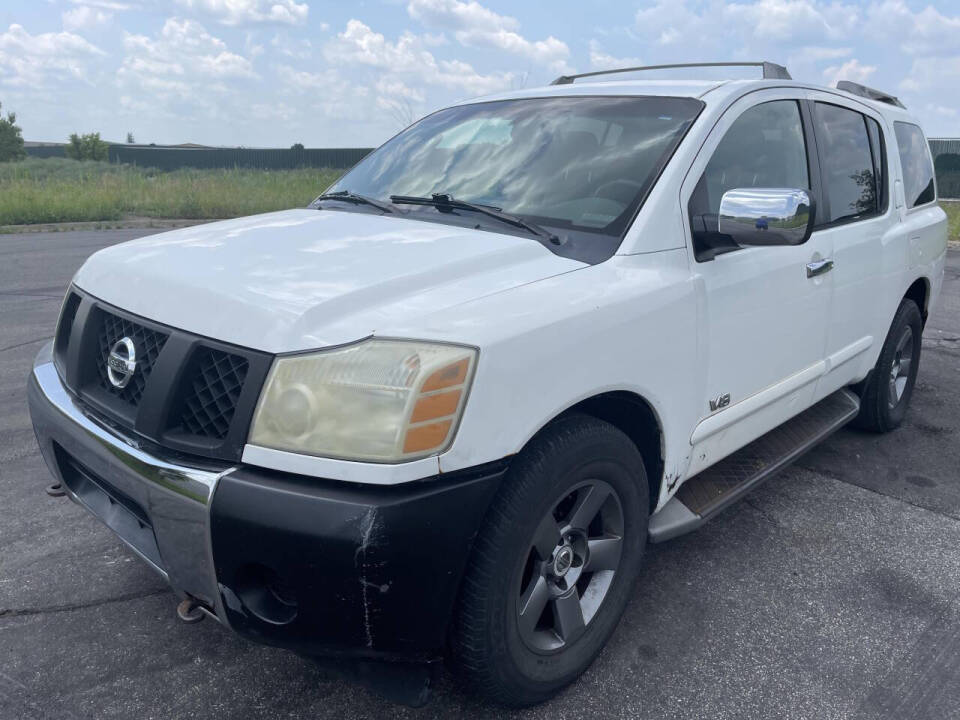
329 96 702 240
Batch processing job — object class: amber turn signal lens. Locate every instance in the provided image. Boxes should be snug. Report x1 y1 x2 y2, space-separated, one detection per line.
422 358 470 392
403 419 453 453
410 389 461 423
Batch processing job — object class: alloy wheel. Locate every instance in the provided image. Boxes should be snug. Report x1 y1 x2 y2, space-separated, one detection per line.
515 479 624 653
888 325 914 409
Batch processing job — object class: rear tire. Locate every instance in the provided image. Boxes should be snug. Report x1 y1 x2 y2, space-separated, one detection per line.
852 299 923 433
452 414 648 707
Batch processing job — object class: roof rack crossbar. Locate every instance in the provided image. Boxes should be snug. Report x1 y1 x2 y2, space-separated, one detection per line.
835 81 906 109
550 61 791 86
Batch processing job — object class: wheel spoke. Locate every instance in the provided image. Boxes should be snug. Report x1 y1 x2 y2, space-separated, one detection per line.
518 575 550 635
895 328 912 355
895 376 908 399
584 535 622 572
552 590 586 644
531 513 561 560
897 356 911 378
568 483 611 531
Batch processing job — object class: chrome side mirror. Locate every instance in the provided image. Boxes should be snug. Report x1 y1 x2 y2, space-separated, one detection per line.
718 188 814 247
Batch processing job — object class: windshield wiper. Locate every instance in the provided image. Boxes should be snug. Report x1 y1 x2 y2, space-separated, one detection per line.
314 190 396 214
390 193 559 243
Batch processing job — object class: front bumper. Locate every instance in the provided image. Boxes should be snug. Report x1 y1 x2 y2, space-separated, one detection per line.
28 343 506 661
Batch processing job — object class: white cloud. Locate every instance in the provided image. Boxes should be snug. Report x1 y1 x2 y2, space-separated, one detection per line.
117 17 257 113
924 103 958 118
588 40 641 71
63 6 114 31
0 23 105 87
822 58 876 86
174 0 309 26
271 32 312 59
794 46 852 62
900 56 960 92
376 77 425 102
324 19 512 96
633 0 960 60
375 77 426 128
723 0 857 42
407 0 570 71
274 65 374 124
635 0 859 52
408 0 515 33
69 0 133 9
865 1 960 56
277 65 351 94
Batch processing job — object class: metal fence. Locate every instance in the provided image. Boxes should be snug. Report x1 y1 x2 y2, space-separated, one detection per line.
22 140 960 197
24 145 373 170
930 139 960 199
24 146 69 159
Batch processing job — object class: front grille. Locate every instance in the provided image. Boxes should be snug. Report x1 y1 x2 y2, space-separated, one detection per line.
178 349 249 439
56 288 272 462
94 310 168 406
53 291 82 374
55 292 81 356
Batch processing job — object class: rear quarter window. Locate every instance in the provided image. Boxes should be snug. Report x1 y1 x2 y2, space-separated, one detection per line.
894 121 936 207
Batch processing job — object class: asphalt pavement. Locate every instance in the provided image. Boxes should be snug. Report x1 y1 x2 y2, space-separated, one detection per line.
1 229 959 719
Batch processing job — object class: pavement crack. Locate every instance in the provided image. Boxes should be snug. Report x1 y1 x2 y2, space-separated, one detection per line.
0 335 51 354
0 290 63 300
0 588 168 619
742 496 781 528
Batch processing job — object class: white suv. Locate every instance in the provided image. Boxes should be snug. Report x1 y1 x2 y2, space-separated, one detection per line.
28 62 947 706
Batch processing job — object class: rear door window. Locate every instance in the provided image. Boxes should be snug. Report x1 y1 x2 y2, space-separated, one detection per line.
894 121 936 207
813 102 879 224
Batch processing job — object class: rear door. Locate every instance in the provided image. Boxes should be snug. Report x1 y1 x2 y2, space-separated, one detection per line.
805 97 895 399
681 90 833 476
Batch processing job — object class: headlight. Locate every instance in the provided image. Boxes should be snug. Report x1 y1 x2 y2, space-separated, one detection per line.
248 339 477 463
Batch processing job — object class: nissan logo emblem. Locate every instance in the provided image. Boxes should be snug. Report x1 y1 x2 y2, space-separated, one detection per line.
106 337 138 389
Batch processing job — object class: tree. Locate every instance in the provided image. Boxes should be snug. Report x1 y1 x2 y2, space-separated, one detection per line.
126 132 135 144
0 101 26 162
65 132 110 161
382 96 418 129
290 142 304 151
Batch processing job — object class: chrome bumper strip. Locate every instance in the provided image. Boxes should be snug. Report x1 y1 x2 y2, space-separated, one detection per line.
28 342 234 620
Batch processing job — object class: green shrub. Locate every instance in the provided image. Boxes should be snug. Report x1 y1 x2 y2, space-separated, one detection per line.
65 132 110 161
0 101 25 162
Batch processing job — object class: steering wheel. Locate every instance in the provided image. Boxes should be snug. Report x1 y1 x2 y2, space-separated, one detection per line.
593 179 644 203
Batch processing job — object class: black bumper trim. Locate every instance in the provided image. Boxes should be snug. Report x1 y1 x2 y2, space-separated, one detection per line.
210 460 509 662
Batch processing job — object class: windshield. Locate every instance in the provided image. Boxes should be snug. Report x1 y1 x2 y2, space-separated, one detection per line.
327 96 703 262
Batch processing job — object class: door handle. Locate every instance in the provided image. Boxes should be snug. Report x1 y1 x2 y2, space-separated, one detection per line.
806 259 834 278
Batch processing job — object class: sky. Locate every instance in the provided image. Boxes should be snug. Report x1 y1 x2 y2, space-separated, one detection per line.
1 0 959 148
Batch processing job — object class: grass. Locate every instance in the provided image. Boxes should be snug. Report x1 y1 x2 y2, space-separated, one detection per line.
943 200 960 244
2 157 959 241
0 157 343 226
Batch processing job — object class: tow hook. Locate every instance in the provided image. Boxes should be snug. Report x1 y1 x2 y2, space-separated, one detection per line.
176 597 206 624
45 482 66 497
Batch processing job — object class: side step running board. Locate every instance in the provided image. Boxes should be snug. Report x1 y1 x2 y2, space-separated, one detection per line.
649 389 860 543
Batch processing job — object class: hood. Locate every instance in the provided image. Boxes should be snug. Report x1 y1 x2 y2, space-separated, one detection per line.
73 209 585 353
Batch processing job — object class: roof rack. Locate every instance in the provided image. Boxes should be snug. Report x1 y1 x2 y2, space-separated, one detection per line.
550 61 791 86
835 81 906 109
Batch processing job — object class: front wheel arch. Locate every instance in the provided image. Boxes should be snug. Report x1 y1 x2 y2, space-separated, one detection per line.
544 391 664 513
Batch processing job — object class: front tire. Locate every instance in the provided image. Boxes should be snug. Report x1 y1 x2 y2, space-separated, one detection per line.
452 415 648 707
853 298 923 432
